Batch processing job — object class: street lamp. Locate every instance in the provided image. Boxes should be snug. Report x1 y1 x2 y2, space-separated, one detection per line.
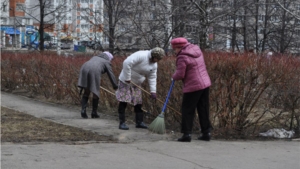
9 7 16 49
55 13 61 55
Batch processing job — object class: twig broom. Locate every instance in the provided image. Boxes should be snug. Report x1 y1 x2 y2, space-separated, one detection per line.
148 80 175 134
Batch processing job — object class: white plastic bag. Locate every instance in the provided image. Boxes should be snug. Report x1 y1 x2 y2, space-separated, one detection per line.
259 128 294 138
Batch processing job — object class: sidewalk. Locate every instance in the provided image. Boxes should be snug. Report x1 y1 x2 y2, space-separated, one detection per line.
1 92 300 169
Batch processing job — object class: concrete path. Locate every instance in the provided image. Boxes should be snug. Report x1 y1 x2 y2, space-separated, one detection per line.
1 92 300 169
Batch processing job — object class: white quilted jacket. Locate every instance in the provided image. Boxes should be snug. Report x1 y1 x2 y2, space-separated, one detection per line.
119 50 157 93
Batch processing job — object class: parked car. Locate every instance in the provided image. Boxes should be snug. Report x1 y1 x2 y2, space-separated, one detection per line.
61 42 71 49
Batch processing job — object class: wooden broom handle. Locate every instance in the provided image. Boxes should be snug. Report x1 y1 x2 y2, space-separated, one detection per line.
130 82 181 115
100 86 115 96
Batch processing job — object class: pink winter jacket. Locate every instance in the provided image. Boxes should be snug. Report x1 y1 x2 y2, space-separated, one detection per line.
172 43 211 93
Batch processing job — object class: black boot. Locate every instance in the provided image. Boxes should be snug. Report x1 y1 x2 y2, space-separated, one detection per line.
134 104 147 129
198 133 211 141
135 113 148 129
118 102 129 130
119 122 129 130
91 98 100 118
178 134 191 142
81 96 89 119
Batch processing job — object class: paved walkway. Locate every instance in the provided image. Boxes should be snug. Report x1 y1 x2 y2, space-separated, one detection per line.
1 92 300 169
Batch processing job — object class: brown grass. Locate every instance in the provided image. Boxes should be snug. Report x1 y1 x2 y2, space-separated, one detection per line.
1 107 116 143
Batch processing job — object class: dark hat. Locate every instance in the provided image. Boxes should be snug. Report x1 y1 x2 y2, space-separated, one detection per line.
171 37 188 49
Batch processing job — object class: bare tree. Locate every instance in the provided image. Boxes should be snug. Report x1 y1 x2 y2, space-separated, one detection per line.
23 0 71 51
100 0 133 53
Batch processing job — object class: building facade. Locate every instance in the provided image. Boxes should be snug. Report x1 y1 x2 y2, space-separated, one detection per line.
0 0 33 48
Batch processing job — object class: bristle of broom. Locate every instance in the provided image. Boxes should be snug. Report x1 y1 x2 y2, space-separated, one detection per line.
148 113 165 134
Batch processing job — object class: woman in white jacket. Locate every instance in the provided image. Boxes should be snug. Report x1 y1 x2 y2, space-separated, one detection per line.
116 47 165 130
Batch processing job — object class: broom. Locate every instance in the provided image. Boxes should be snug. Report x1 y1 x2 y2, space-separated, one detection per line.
148 80 175 134
130 82 181 116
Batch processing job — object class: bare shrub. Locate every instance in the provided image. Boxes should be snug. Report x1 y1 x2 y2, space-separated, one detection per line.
1 51 299 139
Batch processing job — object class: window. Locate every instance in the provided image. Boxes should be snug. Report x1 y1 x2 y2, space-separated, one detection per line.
138 0 143 6
136 38 141 45
81 24 89 29
186 25 192 32
104 35 109 43
216 27 227 34
1 18 7 24
82 16 89 20
104 12 108 18
151 0 156 7
150 13 156 20
258 28 264 34
2 1 7 12
258 15 264 22
23 18 30 25
119 26 126 32
16 4 23 11
295 29 300 36
270 15 280 22
136 12 142 20
128 37 132 43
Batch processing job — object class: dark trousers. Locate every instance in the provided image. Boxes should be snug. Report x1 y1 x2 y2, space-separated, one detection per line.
181 87 212 134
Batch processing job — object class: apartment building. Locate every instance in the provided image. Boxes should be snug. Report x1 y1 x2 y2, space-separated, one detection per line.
0 0 33 48
75 0 103 42
1 0 299 54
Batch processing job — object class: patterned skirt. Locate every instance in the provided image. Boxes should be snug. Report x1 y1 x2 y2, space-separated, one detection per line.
116 81 142 105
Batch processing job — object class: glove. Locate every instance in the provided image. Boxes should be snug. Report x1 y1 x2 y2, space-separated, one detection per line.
113 86 118 90
150 93 157 99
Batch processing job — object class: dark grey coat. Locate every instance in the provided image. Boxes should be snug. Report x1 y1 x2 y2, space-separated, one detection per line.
77 53 118 98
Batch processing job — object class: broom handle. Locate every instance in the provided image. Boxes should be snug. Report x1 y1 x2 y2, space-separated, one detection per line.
161 80 175 112
131 81 180 115
100 86 115 95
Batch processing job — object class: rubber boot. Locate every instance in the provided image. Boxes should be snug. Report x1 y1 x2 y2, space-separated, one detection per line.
81 96 89 119
178 134 192 142
118 102 129 130
91 98 100 118
198 133 211 141
134 104 147 129
135 113 148 129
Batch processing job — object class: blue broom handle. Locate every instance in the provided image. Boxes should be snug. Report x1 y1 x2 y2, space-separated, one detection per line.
162 80 175 112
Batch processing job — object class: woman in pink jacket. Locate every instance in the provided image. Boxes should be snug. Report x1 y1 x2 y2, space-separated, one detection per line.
171 37 212 142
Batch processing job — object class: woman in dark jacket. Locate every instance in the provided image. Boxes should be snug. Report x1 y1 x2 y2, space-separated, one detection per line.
171 37 212 142
78 52 118 118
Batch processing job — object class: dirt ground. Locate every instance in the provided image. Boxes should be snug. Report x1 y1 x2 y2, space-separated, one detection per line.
1 107 116 143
